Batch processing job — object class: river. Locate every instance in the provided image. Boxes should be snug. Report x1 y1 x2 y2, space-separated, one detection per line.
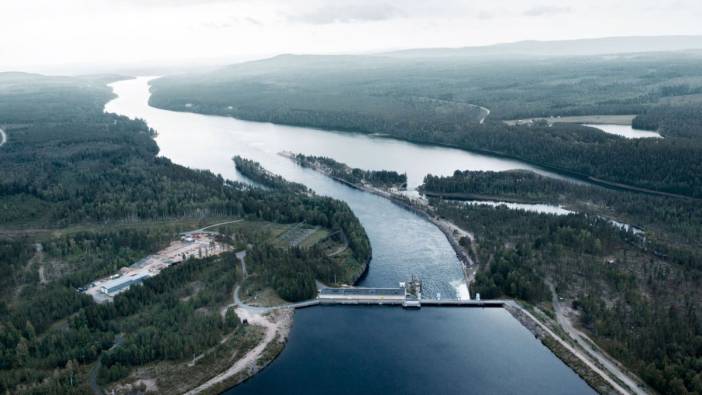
105 76 594 394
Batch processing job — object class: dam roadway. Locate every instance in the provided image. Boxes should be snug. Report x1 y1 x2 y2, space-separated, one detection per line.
245 286 506 309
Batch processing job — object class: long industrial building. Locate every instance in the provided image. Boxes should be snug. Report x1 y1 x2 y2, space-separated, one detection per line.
100 273 151 296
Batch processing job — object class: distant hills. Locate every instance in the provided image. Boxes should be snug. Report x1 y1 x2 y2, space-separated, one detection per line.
384 35 702 58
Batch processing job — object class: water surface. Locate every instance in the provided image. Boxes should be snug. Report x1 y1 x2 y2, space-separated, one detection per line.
105 77 594 393
106 76 570 297
584 123 662 139
463 200 575 215
229 307 595 395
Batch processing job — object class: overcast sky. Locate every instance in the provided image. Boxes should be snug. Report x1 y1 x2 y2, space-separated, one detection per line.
2 0 702 73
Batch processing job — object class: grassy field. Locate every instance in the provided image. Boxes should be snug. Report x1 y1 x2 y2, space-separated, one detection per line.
218 220 333 249
297 227 330 248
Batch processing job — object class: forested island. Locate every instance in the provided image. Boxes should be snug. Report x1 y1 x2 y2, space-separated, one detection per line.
0 73 370 394
420 171 702 394
289 153 407 190
149 52 702 198
233 156 310 194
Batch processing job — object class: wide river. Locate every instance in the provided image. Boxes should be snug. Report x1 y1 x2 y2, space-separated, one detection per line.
105 77 594 394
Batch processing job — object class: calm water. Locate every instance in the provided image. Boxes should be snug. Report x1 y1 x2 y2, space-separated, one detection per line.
460 201 643 234
106 76 569 298
229 307 594 395
584 123 662 139
105 77 594 393
463 200 575 215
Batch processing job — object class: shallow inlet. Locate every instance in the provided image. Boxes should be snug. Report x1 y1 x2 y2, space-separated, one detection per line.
463 200 575 215
105 77 595 393
584 123 663 139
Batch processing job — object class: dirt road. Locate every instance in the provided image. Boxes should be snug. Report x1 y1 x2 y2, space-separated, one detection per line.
548 283 649 395
186 307 291 394
507 301 634 394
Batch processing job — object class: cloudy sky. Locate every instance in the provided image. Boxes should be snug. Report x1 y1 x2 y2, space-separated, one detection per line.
1 0 701 73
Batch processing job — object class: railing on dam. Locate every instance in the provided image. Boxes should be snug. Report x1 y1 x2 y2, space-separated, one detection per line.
303 287 506 309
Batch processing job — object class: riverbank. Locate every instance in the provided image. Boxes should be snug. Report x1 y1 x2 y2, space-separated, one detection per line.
187 308 293 395
108 77 640 394
505 301 641 395
281 152 650 394
280 151 476 295
149 92 700 200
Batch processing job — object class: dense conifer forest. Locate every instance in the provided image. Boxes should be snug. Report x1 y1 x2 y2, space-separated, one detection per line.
149 52 702 198
0 73 370 393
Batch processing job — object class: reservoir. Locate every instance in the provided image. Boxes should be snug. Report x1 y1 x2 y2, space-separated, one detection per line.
105 77 594 393
229 306 594 395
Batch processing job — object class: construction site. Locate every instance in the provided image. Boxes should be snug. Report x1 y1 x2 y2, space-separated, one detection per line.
83 232 231 303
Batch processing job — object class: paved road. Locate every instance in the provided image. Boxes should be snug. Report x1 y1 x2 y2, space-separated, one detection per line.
548 283 649 395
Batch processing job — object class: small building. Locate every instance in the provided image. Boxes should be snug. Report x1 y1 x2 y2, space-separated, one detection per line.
100 272 151 296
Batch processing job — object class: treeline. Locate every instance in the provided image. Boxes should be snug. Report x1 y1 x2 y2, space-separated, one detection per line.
403 120 702 198
149 53 702 198
246 245 322 301
633 104 702 138
293 154 407 189
432 201 702 394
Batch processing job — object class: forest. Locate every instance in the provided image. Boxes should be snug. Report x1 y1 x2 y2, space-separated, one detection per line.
232 156 372 298
0 73 370 394
421 170 702 272
232 156 371 267
293 154 407 189
422 172 702 394
149 52 702 198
